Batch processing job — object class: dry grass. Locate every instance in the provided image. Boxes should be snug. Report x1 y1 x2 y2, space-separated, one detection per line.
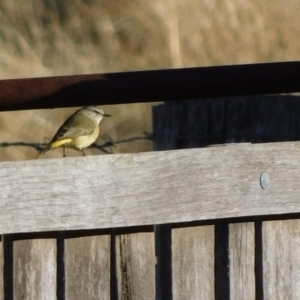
0 0 299 160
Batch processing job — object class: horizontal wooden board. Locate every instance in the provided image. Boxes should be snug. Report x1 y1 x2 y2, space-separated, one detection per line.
1 142 300 233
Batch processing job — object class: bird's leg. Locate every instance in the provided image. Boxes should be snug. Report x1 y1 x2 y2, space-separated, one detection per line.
81 149 86 156
63 146 66 157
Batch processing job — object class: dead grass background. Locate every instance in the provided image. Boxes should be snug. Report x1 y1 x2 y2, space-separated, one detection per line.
0 0 299 160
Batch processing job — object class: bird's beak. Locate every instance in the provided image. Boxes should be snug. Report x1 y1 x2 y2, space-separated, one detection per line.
103 113 112 117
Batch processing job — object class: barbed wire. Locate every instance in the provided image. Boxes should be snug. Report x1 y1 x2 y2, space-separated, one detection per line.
0 132 296 155
0 132 154 154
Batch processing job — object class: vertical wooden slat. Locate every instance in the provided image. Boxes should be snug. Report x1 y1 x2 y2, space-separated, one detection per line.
65 235 110 300
172 226 215 300
13 239 56 300
263 219 300 299
116 232 155 300
229 222 255 300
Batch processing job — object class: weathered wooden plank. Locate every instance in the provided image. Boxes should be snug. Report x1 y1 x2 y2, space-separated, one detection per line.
13 239 56 300
65 235 110 300
116 232 155 300
229 223 255 300
1 142 300 233
263 220 300 299
172 226 215 299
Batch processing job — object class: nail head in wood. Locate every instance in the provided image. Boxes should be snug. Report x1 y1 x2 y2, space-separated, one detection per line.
260 172 270 190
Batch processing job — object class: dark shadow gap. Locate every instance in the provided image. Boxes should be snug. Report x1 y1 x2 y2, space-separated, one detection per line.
155 224 172 300
171 212 300 230
57 232 65 300
255 221 264 300
215 221 230 300
110 230 118 300
3 234 13 300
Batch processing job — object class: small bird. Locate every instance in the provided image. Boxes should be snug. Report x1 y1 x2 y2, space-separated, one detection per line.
39 106 111 156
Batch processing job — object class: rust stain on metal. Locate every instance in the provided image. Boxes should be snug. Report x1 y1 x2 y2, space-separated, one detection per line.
1 61 300 111
0 74 104 110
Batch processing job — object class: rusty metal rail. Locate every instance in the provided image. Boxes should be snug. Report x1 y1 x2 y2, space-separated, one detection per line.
0 61 300 111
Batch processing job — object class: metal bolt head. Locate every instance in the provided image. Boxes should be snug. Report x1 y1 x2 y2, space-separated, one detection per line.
260 172 270 190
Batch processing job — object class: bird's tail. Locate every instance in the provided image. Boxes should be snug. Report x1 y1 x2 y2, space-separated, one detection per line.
39 144 53 155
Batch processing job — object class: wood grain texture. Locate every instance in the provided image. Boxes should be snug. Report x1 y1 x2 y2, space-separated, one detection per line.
172 226 215 300
13 239 56 300
116 232 155 300
65 235 110 300
1 142 300 233
263 220 300 300
229 223 255 300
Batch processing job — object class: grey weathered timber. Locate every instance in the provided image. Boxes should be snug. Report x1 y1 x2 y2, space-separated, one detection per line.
1 142 300 233
172 226 215 300
65 235 110 300
263 220 300 300
116 232 155 300
229 223 255 300
13 239 56 300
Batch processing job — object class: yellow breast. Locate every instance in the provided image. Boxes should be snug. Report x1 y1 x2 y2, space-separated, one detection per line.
72 128 100 149
51 126 100 150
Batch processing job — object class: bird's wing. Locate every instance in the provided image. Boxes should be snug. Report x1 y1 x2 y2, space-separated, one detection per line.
51 114 96 142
